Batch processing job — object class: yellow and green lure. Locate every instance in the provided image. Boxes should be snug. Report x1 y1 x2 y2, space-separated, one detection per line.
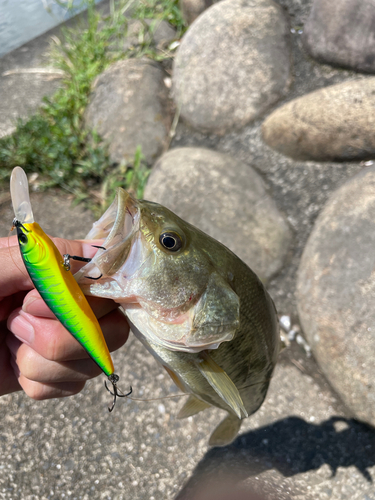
10 167 130 411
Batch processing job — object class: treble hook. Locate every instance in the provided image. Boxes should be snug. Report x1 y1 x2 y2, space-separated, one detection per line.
105 373 132 412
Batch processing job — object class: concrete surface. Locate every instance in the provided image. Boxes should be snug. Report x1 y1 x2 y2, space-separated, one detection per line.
0 185 374 499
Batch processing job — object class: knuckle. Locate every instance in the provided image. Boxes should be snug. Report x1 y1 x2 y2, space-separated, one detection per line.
22 377 85 400
21 378 47 400
17 347 42 381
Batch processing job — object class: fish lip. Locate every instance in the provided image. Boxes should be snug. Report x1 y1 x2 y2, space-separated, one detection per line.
75 188 142 282
103 188 139 247
154 338 224 353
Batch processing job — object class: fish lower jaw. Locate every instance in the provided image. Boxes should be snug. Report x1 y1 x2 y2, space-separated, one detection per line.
153 338 223 353
125 303 235 353
133 325 224 353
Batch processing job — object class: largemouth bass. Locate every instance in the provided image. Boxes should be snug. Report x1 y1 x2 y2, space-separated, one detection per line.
75 188 280 446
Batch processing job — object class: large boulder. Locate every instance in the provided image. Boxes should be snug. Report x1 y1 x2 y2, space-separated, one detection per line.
173 0 291 134
302 0 375 73
262 78 375 161
297 166 375 426
144 147 292 282
84 58 173 165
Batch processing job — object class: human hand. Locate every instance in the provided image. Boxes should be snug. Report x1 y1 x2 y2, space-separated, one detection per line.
1 236 129 399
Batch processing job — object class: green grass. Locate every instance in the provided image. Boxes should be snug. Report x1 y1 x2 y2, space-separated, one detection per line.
0 0 185 213
134 0 186 33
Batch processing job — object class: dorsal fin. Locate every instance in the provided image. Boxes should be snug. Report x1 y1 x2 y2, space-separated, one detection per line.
193 351 248 419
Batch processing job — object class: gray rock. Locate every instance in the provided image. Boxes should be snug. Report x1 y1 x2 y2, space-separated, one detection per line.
302 0 375 73
144 147 292 282
84 58 173 165
124 19 176 52
179 0 213 25
173 0 292 134
297 166 375 427
262 78 375 162
151 19 177 49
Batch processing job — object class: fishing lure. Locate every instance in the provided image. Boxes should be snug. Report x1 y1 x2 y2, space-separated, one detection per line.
10 166 130 411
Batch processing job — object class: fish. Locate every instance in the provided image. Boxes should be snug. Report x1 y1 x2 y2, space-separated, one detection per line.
75 187 280 445
10 166 128 410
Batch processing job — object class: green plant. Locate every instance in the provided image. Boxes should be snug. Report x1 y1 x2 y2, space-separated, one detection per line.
134 0 186 33
98 146 150 213
0 0 183 210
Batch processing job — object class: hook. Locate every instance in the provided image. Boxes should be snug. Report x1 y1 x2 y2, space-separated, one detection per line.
84 273 103 280
105 374 132 412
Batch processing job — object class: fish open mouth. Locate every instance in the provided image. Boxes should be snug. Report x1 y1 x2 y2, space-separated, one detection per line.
75 189 144 296
75 189 240 354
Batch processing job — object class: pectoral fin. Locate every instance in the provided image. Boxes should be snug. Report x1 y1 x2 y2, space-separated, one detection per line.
209 414 242 447
193 352 248 419
191 272 240 346
177 395 211 419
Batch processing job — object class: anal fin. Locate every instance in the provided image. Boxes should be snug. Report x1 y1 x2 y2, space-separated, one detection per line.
177 395 211 419
194 352 248 419
209 414 242 447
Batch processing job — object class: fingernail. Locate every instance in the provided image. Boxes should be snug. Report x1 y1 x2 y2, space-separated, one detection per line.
9 312 35 345
22 295 40 313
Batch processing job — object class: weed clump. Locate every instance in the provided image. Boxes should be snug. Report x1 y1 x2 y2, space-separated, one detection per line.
0 0 184 212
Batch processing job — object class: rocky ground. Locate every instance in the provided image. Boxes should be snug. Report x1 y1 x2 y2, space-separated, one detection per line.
1 0 375 499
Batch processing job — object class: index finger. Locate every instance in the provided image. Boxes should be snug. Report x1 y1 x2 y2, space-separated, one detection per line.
0 236 103 299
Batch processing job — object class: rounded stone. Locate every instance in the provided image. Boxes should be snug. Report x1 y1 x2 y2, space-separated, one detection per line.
144 147 292 282
179 0 214 25
302 0 375 74
173 0 292 134
262 78 375 162
297 166 375 426
84 58 173 165
124 19 176 52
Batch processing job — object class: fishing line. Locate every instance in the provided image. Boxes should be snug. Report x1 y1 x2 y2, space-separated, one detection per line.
117 390 190 403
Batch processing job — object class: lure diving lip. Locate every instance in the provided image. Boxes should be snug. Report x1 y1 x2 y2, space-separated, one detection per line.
10 166 130 411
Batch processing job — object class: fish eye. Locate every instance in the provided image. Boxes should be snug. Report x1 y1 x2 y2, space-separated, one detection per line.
18 232 28 245
159 231 183 252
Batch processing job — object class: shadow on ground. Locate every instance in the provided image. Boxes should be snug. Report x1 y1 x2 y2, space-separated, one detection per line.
176 416 375 499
